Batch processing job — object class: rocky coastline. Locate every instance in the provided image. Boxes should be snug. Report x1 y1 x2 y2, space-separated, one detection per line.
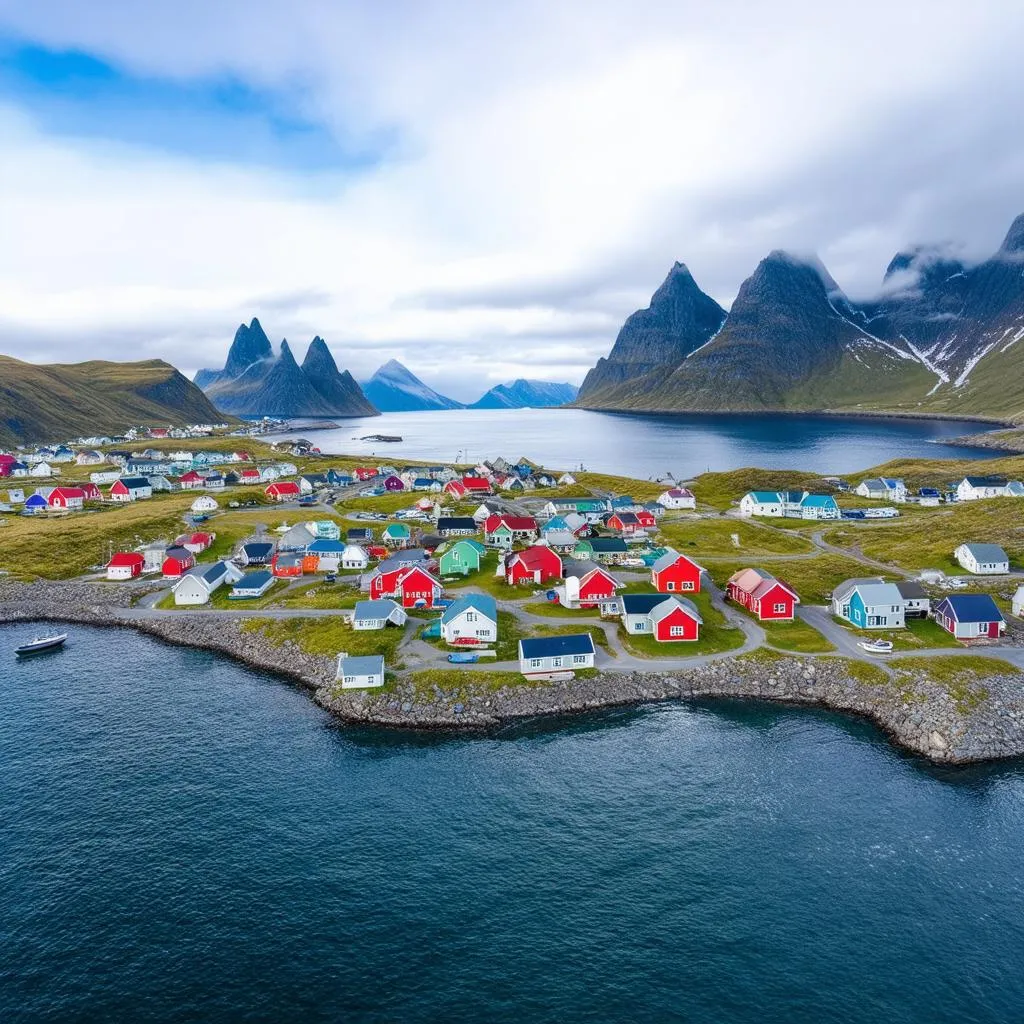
946 426 1024 454
3 579 1023 765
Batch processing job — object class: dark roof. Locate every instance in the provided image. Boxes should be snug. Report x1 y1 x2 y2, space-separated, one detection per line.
935 593 1004 622
437 517 477 531
895 580 928 600
164 546 191 560
119 476 151 488
964 475 1008 487
241 542 274 557
234 571 272 590
519 634 595 659
621 594 666 615
588 537 628 552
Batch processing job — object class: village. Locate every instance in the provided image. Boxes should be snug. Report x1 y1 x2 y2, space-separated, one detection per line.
4 425 1024 703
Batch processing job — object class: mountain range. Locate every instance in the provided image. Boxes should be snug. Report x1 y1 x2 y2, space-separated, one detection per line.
576 213 1024 422
196 319 377 418
360 360 577 411
470 379 578 409
0 356 223 446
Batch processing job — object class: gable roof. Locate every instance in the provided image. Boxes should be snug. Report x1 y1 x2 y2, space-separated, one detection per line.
118 476 151 488
745 490 782 503
519 634 595 659
509 546 561 571
958 543 1009 562
800 494 837 508
338 654 385 676
437 517 477 531
353 599 401 621
935 593 1004 623
894 580 928 600
832 577 884 602
962 476 1009 487
649 596 702 625
621 593 667 616
651 549 704 574
588 537 627 552
441 593 497 625
233 570 272 591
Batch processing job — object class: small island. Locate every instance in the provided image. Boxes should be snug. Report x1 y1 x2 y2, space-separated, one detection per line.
2 432 1024 765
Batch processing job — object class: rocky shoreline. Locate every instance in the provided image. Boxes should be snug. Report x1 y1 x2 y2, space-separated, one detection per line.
947 427 1024 454
2 580 1023 765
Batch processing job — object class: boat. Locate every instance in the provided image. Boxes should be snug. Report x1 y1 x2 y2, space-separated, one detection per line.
15 633 69 657
858 639 894 654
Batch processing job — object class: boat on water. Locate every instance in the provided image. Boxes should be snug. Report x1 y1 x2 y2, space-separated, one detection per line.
15 633 69 657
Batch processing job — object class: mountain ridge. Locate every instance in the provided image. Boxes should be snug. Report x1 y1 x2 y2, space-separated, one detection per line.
470 379 578 409
0 356 226 446
360 360 463 411
574 213 1024 422
197 321 377 418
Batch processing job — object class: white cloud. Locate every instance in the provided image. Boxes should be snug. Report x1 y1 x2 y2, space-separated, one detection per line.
0 0 1023 396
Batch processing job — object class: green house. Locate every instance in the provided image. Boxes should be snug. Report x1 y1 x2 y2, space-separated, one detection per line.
382 522 411 547
439 538 486 577
572 538 594 559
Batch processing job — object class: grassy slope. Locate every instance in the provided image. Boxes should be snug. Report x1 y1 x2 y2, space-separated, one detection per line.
658 517 814 556
0 356 226 446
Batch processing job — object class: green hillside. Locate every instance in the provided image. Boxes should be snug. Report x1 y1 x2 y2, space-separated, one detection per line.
0 356 227 446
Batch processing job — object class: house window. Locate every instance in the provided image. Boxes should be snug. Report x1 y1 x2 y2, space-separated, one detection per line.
636 621 646 630
476 629 490 637
551 657 562 668
681 581 694 591
976 622 989 636
530 658 542 668
867 615 887 626
572 655 588 664
670 626 685 637
666 581 676 591
466 612 477 622
773 602 787 613
343 676 355 684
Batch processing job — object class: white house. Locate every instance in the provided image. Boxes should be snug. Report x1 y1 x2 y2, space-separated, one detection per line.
191 495 219 514
955 476 1011 501
336 654 385 688
440 593 498 644
558 473 577 486
90 470 121 485
351 599 407 630
1012 585 1024 618
856 477 907 502
30 461 54 478
954 543 1010 575
738 491 784 517
341 544 370 570
172 561 244 605
518 634 595 676
658 487 696 510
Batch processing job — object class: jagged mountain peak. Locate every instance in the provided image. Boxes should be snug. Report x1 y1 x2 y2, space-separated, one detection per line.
223 317 273 379
301 336 340 375
999 212 1024 255
361 360 463 411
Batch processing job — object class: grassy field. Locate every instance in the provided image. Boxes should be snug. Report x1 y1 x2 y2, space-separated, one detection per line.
657 517 814 556
822 498 1024 573
756 617 835 653
0 495 194 579
445 552 535 600
851 454 1024 491
575 472 665 501
522 600 599 618
704 554 888 604
831 614 962 651
243 616 407 662
272 581 361 610
617 590 744 658
526 622 614 656
689 468 826 510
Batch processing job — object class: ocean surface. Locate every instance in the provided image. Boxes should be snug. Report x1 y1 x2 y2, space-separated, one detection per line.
270 408 999 479
3 624 1024 1023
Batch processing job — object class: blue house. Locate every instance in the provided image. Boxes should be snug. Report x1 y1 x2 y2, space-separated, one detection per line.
23 493 48 512
798 494 840 520
831 578 906 629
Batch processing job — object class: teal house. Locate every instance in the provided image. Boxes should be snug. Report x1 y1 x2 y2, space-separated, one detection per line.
311 519 342 540
438 539 486 577
382 522 412 548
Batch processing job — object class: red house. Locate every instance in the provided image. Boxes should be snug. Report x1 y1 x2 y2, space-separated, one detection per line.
178 470 205 489
271 553 304 578
606 511 643 535
443 480 467 499
161 547 196 577
650 597 702 641
48 486 85 510
635 510 657 530
181 531 214 554
506 545 562 585
354 467 377 481
370 565 443 608
651 550 704 594
382 474 405 491
106 551 145 580
564 563 620 608
79 482 101 501
462 476 492 495
266 481 301 502
726 568 799 621
240 468 261 484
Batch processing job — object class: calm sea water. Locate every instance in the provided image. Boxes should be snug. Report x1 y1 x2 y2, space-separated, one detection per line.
3 624 1024 1023
271 409 998 479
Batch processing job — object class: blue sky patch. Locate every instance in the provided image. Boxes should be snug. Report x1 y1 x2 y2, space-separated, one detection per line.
0 39 391 173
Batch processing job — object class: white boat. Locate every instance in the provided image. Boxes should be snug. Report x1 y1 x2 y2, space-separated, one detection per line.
15 632 68 656
858 639 894 654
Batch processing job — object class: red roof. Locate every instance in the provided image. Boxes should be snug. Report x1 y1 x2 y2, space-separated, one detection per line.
462 477 491 490
190 532 213 545
108 552 144 567
50 487 85 500
266 481 300 495
510 546 561 572
179 471 203 482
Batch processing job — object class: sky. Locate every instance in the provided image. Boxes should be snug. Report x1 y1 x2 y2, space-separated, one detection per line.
0 1 1023 403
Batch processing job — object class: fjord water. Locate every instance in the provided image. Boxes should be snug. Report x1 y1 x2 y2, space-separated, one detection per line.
4 625 1024 1023
282 408 998 477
